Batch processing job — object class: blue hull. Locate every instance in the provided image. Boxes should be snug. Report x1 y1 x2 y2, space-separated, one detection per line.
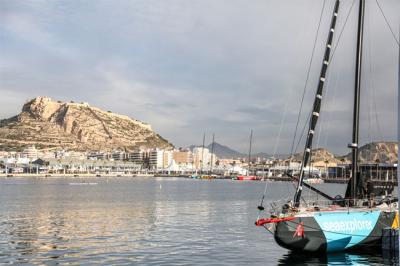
274 210 397 253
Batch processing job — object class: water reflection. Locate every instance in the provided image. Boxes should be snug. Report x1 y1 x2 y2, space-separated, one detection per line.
278 251 399 265
0 178 159 264
0 178 393 265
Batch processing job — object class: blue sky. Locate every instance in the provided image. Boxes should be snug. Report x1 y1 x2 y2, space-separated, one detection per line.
0 0 399 155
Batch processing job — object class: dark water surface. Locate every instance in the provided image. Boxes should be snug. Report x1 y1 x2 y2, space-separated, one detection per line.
0 177 397 265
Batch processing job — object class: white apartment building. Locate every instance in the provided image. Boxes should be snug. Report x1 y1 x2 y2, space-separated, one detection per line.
112 150 127 161
192 147 217 171
149 149 165 170
130 150 145 164
22 146 38 161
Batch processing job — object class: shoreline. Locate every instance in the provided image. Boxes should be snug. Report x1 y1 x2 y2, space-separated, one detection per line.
0 173 150 178
0 174 395 185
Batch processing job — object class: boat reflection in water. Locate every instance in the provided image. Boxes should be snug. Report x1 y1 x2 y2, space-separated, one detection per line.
278 251 399 266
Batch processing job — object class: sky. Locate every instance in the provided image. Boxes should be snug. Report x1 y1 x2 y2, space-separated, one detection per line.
0 0 399 155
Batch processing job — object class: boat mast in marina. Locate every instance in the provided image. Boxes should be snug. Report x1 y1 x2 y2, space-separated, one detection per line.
293 0 340 207
247 129 253 177
210 133 215 174
256 0 398 253
348 0 365 203
200 132 205 174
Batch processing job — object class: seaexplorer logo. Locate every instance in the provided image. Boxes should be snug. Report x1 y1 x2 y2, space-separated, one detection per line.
321 220 373 234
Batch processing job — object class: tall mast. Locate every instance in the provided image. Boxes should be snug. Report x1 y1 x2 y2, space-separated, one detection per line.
200 132 205 174
397 28 399 225
349 0 365 201
247 129 253 176
294 0 340 206
210 133 215 174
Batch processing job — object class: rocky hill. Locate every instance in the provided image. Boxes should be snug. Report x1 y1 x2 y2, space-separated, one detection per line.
288 148 343 164
287 142 397 164
344 141 398 164
0 97 173 151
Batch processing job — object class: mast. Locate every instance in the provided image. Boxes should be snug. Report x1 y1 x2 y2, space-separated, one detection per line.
294 0 340 207
397 30 399 252
210 133 215 174
200 132 205 174
349 0 365 201
247 129 253 176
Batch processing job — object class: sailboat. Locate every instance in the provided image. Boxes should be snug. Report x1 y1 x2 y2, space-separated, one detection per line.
256 0 398 253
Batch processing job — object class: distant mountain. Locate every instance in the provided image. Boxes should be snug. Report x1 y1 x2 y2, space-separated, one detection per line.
206 142 245 159
189 142 287 160
189 142 245 159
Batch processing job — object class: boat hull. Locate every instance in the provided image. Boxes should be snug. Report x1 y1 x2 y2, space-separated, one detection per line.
274 210 397 253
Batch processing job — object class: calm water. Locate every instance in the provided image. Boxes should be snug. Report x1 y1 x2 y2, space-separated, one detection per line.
0 177 397 265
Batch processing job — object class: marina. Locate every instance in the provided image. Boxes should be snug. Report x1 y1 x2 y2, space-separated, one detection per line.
0 0 398 264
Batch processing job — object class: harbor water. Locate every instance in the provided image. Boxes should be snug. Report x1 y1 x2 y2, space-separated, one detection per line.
0 177 397 265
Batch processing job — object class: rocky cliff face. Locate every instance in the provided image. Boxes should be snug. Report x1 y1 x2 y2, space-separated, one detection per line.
289 148 342 164
287 142 397 164
0 97 173 151
344 142 398 164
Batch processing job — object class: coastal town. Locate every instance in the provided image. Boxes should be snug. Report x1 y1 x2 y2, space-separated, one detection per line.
0 145 397 184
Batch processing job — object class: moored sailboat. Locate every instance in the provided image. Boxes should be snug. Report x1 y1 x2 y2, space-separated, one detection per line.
256 0 398 253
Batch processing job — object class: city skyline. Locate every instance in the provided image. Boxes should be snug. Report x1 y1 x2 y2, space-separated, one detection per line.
0 0 399 154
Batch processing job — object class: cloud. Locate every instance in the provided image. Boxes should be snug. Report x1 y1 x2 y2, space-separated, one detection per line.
0 0 398 154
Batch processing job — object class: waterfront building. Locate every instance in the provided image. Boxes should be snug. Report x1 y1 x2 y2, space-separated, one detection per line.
192 147 210 170
37 151 56 159
173 149 193 164
88 151 110 160
32 158 141 174
163 150 174 169
130 150 145 164
22 146 38 161
327 163 398 181
112 150 127 161
149 149 164 170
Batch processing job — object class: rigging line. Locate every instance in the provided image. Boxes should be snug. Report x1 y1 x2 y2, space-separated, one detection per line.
323 67 339 149
375 0 400 46
272 99 289 158
315 18 340 150
315 68 333 149
294 109 312 155
372 2 392 142
270 99 291 200
367 9 384 143
372 82 384 141
329 0 356 64
272 97 292 195
299 0 355 166
366 9 375 149
261 1 327 208
289 0 327 159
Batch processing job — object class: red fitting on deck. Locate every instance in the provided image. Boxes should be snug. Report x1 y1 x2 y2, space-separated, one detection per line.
255 217 295 226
